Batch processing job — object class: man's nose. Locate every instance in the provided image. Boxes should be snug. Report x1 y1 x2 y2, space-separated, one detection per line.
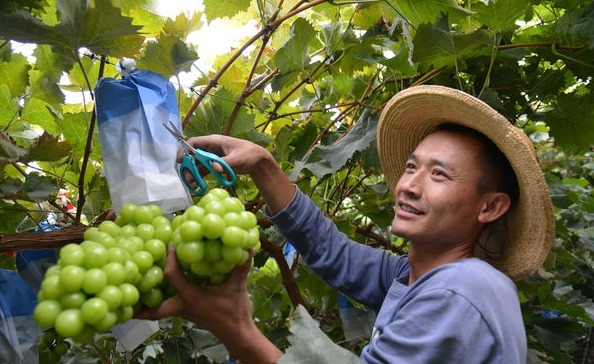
397 172 422 197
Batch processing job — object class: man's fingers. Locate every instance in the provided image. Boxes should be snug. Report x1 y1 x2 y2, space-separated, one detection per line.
163 244 193 293
134 296 184 320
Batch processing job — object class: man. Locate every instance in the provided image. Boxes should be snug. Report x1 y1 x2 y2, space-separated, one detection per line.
137 86 555 363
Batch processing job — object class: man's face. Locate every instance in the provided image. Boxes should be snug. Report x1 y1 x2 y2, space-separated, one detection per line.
391 130 489 248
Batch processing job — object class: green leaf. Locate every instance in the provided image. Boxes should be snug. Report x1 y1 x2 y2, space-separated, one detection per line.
21 98 60 135
128 5 166 36
25 132 71 163
476 0 531 33
0 53 30 98
274 18 316 73
560 0 594 48
58 111 92 159
203 0 250 20
413 15 492 69
187 87 255 137
544 92 594 151
33 44 72 83
278 305 361 364
380 0 472 28
0 0 143 60
66 56 103 91
79 0 144 58
0 84 20 128
137 33 198 78
289 108 378 179
531 316 586 353
23 172 58 202
0 0 47 15
29 69 65 107
163 12 204 39
0 132 27 165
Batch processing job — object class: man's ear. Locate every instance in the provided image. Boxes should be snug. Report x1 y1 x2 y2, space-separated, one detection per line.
478 192 511 224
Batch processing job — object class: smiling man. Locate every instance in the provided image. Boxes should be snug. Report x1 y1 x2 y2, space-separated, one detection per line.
138 85 555 364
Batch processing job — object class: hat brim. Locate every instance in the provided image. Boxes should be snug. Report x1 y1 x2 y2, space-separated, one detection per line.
377 85 554 279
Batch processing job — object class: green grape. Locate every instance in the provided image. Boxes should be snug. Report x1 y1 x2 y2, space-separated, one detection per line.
201 214 226 239
119 203 138 225
60 292 86 309
177 241 205 264
55 309 85 338
80 297 109 325
94 311 118 333
98 220 121 237
34 300 62 327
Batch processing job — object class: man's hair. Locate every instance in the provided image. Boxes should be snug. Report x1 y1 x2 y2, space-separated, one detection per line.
435 123 519 205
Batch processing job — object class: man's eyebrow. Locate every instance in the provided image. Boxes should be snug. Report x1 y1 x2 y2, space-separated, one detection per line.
407 153 456 172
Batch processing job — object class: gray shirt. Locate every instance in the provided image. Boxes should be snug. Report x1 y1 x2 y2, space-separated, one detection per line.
268 188 526 363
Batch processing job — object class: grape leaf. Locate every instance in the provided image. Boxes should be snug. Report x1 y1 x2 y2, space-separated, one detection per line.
278 305 361 364
0 85 20 128
274 18 315 73
289 109 378 179
565 1 594 48
29 70 65 107
380 0 472 28
0 53 30 98
21 98 60 136
544 92 594 151
412 15 491 69
186 87 255 137
25 132 71 163
163 12 204 39
58 111 92 159
138 33 199 78
476 0 531 34
79 0 144 58
203 0 250 20
33 44 70 83
23 172 59 202
0 132 27 165
0 0 143 60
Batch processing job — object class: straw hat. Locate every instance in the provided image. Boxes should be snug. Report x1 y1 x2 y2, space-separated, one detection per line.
377 85 554 280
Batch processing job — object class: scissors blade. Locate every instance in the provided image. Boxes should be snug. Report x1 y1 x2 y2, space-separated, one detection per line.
163 121 184 140
179 138 198 155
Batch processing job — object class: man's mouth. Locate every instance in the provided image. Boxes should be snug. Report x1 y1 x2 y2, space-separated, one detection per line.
398 202 423 215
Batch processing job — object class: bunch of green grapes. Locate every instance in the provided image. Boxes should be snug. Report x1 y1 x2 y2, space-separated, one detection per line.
171 188 260 285
33 203 170 342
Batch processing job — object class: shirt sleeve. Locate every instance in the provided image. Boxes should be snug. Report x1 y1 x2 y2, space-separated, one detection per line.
267 187 409 311
361 289 498 364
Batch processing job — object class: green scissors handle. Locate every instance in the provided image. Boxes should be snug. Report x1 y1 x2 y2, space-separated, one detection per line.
179 148 236 195
163 120 237 195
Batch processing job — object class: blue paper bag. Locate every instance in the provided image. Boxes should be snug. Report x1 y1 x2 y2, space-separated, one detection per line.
94 64 192 215
0 269 38 363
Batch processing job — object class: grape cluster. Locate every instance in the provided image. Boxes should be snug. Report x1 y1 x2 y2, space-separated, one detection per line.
171 188 260 285
34 204 170 341
33 189 260 342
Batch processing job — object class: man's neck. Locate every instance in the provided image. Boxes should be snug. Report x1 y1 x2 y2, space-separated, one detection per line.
407 243 475 285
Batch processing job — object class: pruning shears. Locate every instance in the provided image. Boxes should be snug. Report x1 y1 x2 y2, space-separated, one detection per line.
163 121 236 195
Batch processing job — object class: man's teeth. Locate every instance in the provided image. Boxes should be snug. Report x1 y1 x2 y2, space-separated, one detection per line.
401 205 420 214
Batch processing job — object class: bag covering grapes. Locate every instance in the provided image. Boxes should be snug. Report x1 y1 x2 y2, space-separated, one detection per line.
94 58 192 215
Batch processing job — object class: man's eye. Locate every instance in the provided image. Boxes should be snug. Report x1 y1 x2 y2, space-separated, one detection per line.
405 163 416 170
433 169 446 177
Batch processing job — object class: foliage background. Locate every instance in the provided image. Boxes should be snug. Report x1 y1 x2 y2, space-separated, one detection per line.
1 0 594 362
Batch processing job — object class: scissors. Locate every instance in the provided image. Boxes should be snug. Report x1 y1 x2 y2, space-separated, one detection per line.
163 121 236 195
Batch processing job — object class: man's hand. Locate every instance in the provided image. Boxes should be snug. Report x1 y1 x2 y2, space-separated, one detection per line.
136 244 282 363
180 134 296 215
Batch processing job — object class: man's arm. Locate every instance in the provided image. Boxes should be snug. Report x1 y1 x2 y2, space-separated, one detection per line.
184 135 295 215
